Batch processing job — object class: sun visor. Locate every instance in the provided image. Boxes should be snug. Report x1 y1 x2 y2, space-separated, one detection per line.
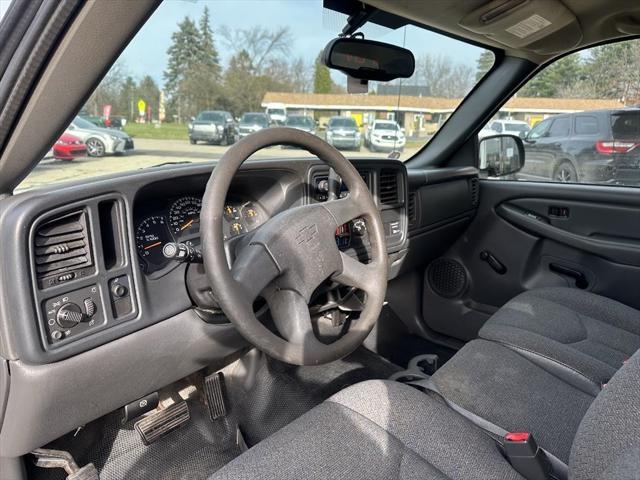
459 0 581 54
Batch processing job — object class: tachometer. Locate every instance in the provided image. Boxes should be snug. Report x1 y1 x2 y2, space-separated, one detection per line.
135 216 173 272
169 196 202 237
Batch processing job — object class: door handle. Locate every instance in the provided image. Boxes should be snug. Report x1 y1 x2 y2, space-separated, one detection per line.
549 263 588 289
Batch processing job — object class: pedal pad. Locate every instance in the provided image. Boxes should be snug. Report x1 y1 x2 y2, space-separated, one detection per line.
204 372 228 420
134 401 190 445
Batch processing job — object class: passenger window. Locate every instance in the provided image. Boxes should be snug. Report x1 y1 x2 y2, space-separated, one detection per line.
575 115 598 135
548 117 570 137
479 38 640 187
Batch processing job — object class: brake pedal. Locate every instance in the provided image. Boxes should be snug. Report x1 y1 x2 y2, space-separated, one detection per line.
31 448 99 480
204 372 228 420
134 401 190 445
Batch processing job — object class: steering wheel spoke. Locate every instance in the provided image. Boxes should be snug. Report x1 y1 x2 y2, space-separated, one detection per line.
264 287 324 349
333 252 380 294
231 243 281 302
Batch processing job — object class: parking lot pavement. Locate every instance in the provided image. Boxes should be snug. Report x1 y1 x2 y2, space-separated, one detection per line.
20 138 418 190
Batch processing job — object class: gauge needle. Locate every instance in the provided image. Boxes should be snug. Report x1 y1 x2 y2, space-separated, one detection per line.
144 241 162 250
180 219 194 231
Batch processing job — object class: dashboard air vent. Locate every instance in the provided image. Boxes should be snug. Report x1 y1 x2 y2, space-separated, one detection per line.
408 191 418 227
469 177 480 207
378 169 399 205
34 210 92 282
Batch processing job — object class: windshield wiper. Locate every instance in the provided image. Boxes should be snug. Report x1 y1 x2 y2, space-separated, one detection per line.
144 161 193 169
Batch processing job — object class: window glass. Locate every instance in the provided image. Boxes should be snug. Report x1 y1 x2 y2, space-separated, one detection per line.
479 38 640 187
548 117 570 137
574 115 599 135
18 0 492 191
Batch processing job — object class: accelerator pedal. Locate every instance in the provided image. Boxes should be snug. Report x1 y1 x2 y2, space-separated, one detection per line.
204 372 228 420
134 401 190 445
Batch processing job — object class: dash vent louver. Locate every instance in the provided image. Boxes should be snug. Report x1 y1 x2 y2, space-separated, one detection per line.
469 178 480 207
408 191 418 227
34 210 92 281
379 169 399 205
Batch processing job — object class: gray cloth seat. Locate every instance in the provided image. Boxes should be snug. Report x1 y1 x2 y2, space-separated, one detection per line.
211 349 640 479
478 287 640 394
429 339 596 463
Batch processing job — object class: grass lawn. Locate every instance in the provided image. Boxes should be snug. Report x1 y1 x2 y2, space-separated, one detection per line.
124 123 188 140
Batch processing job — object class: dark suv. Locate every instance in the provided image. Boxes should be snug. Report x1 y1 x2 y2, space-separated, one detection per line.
520 108 640 185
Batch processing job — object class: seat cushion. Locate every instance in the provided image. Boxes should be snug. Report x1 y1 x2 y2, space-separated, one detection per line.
430 339 595 463
210 380 523 480
478 287 640 392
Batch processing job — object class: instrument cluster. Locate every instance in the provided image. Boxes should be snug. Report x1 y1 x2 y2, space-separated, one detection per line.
135 195 265 274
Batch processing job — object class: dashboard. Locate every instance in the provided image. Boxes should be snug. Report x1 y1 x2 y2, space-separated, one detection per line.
135 195 267 274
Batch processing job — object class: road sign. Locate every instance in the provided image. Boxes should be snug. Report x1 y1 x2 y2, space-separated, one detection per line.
137 99 146 117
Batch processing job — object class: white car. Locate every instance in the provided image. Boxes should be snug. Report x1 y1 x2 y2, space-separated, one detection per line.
483 119 530 138
66 116 134 157
365 120 406 152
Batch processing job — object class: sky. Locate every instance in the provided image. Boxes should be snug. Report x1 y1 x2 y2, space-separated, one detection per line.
118 0 486 87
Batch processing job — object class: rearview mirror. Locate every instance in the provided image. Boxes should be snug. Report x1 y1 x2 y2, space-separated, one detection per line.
479 134 525 177
323 37 415 82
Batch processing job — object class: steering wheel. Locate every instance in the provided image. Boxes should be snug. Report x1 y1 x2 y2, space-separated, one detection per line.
201 127 388 365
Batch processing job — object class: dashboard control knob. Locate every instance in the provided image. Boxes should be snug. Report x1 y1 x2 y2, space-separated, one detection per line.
111 283 128 299
83 298 97 317
51 330 63 340
317 179 329 193
56 303 84 328
352 218 366 236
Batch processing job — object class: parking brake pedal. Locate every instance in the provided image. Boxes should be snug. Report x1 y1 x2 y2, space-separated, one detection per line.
134 401 190 445
204 372 228 420
31 448 99 480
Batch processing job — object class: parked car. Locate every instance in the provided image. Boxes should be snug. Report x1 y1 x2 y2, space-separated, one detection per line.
484 119 531 138
189 110 238 145
67 116 134 157
365 120 406 152
325 116 361 151
265 103 287 125
285 115 316 134
238 112 270 139
52 133 86 161
520 108 640 184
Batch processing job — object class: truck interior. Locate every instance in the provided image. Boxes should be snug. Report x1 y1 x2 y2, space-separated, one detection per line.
0 0 639 479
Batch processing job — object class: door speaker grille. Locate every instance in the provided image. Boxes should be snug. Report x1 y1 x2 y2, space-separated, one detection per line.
428 258 467 298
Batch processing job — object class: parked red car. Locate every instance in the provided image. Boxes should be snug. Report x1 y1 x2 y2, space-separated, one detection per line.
53 133 86 160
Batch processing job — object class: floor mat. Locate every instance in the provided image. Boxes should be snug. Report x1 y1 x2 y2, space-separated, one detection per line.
227 347 402 446
26 400 242 480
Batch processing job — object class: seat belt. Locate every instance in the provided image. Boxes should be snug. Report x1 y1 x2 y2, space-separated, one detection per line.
408 378 568 480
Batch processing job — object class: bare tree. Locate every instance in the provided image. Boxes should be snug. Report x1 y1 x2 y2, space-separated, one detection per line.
220 25 292 74
413 54 474 98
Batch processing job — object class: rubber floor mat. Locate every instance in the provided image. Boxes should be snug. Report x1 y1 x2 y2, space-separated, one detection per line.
26 400 242 480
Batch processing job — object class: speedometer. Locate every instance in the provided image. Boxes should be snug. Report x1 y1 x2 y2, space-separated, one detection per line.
169 196 202 237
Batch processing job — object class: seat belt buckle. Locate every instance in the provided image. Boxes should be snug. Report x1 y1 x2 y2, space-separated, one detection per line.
504 432 553 480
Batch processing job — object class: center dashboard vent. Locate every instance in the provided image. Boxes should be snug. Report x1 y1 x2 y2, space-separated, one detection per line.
407 191 418 227
378 169 400 205
34 210 93 285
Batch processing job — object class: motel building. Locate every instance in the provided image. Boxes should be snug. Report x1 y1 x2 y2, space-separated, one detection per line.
262 91 623 138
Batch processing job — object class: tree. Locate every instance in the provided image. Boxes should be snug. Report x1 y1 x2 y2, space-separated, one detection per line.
413 54 474 98
197 6 221 77
221 25 292 75
475 51 494 81
520 54 583 97
137 75 160 119
86 60 128 115
313 52 332 94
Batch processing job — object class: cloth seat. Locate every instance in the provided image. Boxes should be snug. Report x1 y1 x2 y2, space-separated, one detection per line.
211 379 524 480
429 339 595 463
211 349 640 479
478 287 640 393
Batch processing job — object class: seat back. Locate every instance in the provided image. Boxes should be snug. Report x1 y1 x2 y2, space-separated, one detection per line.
569 349 640 479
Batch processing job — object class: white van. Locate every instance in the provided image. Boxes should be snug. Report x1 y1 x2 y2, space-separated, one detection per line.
265 103 287 125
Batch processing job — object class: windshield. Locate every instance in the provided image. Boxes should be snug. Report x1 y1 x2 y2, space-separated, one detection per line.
241 114 267 125
286 116 313 127
18 0 491 191
73 116 100 130
505 123 529 132
197 112 224 122
374 122 399 131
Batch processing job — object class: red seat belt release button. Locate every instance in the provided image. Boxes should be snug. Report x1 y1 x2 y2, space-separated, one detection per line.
504 431 552 480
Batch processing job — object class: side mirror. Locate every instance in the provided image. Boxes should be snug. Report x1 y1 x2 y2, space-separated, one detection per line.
322 37 415 82
478 134 525 177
